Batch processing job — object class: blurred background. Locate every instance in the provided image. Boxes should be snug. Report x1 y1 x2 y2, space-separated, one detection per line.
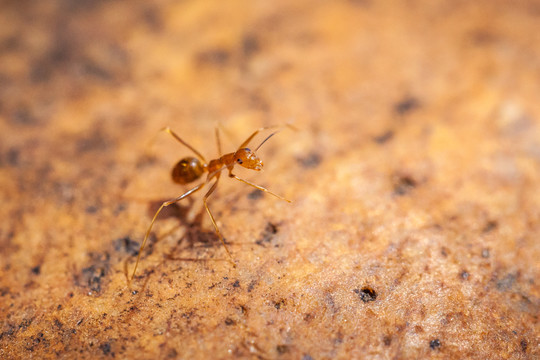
1 0 539 358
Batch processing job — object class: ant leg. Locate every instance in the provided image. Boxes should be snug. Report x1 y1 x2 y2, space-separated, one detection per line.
237 124 297 150
161 127 207 163
203 176 236 267
229 173 291 203
215 127 222 157
130 182 206 285
237 126 280 150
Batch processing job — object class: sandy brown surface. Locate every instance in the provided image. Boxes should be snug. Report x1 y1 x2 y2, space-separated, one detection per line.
1 0 539 359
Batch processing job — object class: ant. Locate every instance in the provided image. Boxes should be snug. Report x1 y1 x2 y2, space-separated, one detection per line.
130 125 291 284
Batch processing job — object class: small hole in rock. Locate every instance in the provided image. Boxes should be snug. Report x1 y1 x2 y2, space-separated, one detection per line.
354 287 377 302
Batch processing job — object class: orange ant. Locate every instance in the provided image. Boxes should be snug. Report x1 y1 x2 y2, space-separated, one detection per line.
130 126 291 284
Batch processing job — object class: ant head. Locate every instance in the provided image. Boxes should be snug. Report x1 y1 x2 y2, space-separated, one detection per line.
234 148 263 171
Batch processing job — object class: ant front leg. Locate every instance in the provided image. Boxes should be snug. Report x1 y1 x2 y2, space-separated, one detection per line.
237 124 297 150
237 126 280 150
228 172 291 203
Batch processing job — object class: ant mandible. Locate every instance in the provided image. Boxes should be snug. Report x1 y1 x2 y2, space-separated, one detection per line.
130 125 291 283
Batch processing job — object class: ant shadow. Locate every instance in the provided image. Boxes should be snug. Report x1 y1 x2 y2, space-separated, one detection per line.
126 197 232 285
157 203 230 263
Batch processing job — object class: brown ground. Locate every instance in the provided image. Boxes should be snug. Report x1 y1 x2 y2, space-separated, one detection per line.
1 0 539 359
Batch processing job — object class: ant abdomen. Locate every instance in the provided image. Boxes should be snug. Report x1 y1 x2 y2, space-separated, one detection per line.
172 157 204 184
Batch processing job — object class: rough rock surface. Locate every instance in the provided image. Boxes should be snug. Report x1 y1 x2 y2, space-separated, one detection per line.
1 1 539 359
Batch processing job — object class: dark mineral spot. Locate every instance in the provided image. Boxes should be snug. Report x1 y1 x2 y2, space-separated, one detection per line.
85 205 99 214
247 280 257 292
81 265 106 293
239 305 248 315
354 287 377 302
276 345 289 354
274 299 286 309
113 236 140 256
242 34 260 57
142 6 163 32
0 35 20 52
167 348 178 358
373 130 394 144
383 335 392 346
224 317 236 326
469 29 497 46
0 323 16 339
115 203 126 214
394 97 420 115
256 222 279 246
18 318 34 331
76 129 111 153
232 280 240 288
441 247 449 257
521 338 527 352
429 338 441 350
77 253 110 293
81 61 113 81
496 273 517 291
31 265 41 275
393 175 417 196
99 342 112 356
296 152 322 169
482 220 498 233
460 270 469 280
12 107 38 126
334 332 344 344
0 147 20 167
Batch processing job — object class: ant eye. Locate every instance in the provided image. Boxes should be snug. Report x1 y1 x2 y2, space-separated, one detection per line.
237 158 243 164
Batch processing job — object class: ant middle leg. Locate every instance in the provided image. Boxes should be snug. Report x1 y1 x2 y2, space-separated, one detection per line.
202 175 236 267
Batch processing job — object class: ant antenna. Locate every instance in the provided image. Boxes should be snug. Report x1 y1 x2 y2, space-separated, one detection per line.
255 132 278 151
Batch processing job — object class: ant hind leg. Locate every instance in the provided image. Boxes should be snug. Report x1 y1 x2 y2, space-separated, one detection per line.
161 127 207 163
